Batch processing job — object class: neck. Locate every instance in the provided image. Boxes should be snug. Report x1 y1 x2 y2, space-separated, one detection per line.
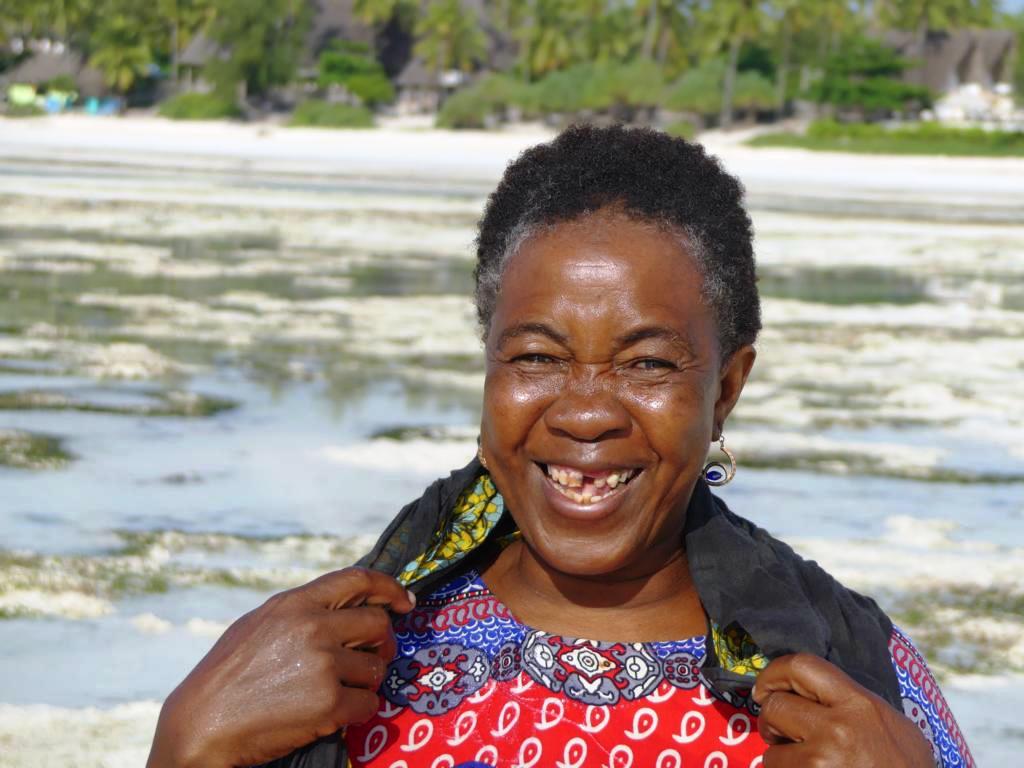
483 539 707 643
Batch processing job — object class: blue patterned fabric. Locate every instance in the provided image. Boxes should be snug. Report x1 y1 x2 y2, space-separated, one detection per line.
393 568 972 768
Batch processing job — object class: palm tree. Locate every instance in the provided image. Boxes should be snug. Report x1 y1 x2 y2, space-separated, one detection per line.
354 0 412 26
517 0 581 79
581 0 636 64
875 0 996 32
160 0 212 86
89 12 152 96
414 0 487 74
772 0 816 113
703 0 765 130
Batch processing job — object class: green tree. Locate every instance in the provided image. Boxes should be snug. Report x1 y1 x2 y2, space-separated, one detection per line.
353 0 417 30
772 0 817 112
159 0 213 85
204 0 312 103
517 0 581 79
808 35 932 120
317 40 395 106
580 0 636 64
414 0 487 74
875 0 996 32
700 0 766 129
1004 10 1024 105
87 0 159 96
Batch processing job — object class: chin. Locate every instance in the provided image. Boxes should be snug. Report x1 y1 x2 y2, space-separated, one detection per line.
530 536 637 579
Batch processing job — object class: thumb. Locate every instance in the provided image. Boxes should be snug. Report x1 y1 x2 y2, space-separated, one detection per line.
752 653 864 709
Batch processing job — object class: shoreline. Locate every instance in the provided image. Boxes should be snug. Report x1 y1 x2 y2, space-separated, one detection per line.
3 115 1024 222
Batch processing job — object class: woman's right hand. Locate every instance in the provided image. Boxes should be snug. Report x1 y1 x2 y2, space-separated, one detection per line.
146 567 416 768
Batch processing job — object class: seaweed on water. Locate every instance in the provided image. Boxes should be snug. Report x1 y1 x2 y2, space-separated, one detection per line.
0 430 73 470
0 388 238 418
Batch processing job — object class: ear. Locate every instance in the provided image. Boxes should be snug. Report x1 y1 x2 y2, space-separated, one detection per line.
713 344 756 440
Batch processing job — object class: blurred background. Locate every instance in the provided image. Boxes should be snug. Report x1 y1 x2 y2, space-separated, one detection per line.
1 1 1023 766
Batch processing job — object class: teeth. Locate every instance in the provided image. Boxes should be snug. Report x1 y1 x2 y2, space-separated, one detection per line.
547 465 637 504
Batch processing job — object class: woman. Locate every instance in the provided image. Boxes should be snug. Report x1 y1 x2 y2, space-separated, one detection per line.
148 126 971 768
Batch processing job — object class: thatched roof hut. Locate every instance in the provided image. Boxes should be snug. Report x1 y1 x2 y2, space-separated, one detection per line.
0 49 106 97
886 29 1017 94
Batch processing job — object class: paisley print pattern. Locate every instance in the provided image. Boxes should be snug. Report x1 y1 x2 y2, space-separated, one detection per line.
346 568 972 768
890 626 975 767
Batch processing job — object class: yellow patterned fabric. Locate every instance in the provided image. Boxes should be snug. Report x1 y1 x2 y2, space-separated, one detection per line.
396 474 503 587
711 621 770 677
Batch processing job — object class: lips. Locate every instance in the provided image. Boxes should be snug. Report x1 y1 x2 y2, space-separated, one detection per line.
541 462 639 505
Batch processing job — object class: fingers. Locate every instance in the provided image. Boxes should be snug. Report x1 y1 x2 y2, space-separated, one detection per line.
753 653 864 709
757 690 827 745
322 605 396 650
335 647 387 691
302 567 416 614
331 686 381 727
761 741 814 768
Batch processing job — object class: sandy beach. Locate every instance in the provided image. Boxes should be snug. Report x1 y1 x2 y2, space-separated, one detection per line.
3 115 1024 221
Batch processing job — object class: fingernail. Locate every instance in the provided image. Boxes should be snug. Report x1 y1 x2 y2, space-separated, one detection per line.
406 590 416 608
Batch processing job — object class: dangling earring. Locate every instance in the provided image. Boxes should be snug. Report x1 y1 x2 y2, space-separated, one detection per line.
703 434 736 486
477 444 489 470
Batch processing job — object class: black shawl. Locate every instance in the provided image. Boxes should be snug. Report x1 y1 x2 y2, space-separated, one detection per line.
258 458 900 768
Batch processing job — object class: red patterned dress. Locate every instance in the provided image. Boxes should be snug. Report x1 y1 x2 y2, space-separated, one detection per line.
346 568 971 768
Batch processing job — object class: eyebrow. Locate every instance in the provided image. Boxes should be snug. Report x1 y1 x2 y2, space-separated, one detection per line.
617 325 698 356
496 322 696 355
496 322 569 351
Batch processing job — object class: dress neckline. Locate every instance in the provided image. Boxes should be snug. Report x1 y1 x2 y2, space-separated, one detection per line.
455 566 708 649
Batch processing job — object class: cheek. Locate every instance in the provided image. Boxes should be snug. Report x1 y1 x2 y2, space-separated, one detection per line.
620 381 715 453
482 368 559 446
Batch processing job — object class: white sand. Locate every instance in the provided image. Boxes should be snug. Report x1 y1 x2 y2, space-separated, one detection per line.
2 115 1024 214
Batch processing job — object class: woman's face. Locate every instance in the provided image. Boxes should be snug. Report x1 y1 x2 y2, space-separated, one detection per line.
480 209 754 579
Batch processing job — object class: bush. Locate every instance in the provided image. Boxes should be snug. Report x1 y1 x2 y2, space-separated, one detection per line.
808 36 932 118
436 87 493 129
663 59 726 116
663 120 697 140
528 60 665 118
4 103 46 117
734 71 775 112
750 119 1024 156
343 72 395 107
317 41 394 107
43 74 77 92
289 100 374 128
158 92 241 120
436 74 531 129
530 65 593 114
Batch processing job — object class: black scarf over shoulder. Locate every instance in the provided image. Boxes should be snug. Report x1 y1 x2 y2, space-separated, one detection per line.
257 459 900 768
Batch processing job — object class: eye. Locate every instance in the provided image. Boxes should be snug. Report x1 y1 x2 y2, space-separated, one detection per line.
633 358 676 371
513 353 558 365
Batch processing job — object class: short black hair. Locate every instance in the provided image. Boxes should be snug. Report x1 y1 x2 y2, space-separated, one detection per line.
474 123 761 360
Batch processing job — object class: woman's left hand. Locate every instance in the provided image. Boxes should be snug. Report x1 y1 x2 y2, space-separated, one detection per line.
752 653 935 768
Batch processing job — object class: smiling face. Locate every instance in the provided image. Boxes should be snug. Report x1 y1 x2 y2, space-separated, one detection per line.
480 208 754 579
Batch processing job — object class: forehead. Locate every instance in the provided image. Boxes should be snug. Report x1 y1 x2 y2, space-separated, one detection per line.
495 212 711 335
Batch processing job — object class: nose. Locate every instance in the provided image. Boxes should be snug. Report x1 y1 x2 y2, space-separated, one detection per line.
543 371 631 442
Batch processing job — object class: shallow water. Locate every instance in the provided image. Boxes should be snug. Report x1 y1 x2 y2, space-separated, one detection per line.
0 165 1022 764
